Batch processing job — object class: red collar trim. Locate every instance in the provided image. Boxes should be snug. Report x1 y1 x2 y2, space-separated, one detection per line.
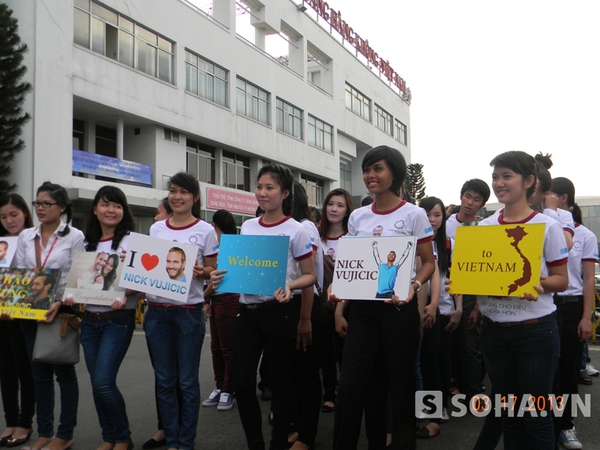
326 231 347 241
258 216 291 228
166 218 201 230
371 200 405 215
498 209 538 224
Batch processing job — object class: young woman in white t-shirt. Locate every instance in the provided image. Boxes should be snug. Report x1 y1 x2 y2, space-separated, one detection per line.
145 172 219 450
211 164 314 450
476 151 568 449
318 188 354 414
328 146 436 449
64 185 137 450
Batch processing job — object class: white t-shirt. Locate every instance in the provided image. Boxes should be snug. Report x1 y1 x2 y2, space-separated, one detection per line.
321 232 347 263
477 209 568 322
240 216 312 305
433 239 456 315
146 218 219 305
347 201 434 280
86 234 138 313
543 208 575 237
445 213 480 240
561 223 598 296
298 219 321 296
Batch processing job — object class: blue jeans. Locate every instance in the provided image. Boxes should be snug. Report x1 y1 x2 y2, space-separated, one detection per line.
80 315 135 444
479 314 559 450
145 305 205 450
20 320 79 441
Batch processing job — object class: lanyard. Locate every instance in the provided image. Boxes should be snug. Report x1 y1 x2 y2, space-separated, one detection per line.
35 235 59 269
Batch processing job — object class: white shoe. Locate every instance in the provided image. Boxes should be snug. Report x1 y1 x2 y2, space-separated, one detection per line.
441 407 449 423
202 389 221 407
217 392 234 411
584 362 600 377
560 427 582 449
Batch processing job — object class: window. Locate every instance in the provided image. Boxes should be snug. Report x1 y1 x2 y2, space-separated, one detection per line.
300 174 324 207
96 125 117 157
164 128 179 143
345 83 371 121
276 98 302 139
186 139 215 184
74 0 174 83
340 160 352 192
236 78 269 124
185 50 228 107
307 115 333 153
395 119 407 145
222 151 250 192
374 104 392 135
73 119 85 150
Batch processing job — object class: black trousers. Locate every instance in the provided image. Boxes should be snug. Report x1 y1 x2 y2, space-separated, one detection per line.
333 300 419 450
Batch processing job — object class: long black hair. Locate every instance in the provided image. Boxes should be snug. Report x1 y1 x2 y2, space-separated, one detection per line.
102 253 119 290
212 209 237 235
489 151 538 199
36 182 73 237
0 193 34 236
292 181 314 223
85 186 136 252
319 188 353 239
419 196 450 277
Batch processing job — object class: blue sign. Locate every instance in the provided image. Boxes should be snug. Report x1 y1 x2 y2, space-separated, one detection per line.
72 150 153 186
216 235 289 296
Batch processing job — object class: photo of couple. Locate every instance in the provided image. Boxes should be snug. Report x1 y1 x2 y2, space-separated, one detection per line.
76 251 119 291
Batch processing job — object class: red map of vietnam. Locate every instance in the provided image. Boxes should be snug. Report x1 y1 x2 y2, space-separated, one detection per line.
505 226 531 295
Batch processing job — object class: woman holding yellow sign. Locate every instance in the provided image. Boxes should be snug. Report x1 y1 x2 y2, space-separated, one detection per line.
476 151 568 449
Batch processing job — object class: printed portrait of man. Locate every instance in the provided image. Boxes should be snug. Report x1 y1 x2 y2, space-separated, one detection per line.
166 247 187 282
29 272 57 310
0 241 8 266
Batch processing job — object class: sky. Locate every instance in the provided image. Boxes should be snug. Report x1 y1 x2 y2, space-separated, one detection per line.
297 0 600 206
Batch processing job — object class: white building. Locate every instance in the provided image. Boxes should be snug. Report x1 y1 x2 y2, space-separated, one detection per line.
8 0 411 232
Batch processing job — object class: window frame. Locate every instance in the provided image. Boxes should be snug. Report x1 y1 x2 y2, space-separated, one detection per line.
276 98 303 139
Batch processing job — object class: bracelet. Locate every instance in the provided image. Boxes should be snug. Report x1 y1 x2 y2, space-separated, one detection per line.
412 279 422 292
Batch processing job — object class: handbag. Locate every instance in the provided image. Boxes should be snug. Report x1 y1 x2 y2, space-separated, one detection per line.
32 313 80 365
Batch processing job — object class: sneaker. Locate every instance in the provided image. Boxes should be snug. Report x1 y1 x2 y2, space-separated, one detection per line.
202 389 221 407
559 427 582 449
217 392 234 411
585 362 600 377
578 371 593 386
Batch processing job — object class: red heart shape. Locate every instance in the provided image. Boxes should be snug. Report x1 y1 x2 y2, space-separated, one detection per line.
141 253 159 271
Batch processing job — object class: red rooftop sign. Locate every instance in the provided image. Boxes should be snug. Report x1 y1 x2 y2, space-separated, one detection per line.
304 0 407 94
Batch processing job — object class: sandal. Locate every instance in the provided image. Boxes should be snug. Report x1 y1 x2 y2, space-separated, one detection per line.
321 401 335 413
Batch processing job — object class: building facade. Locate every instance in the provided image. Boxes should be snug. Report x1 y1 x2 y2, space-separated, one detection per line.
7 0 411 232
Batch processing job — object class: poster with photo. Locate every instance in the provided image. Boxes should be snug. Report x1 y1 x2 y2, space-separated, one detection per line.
63 251 127 306
0 268 61 320
118 232 197 303
0 237 18 268
331 236 417 301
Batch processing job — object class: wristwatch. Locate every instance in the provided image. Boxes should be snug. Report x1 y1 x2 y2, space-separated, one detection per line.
412 279 422 292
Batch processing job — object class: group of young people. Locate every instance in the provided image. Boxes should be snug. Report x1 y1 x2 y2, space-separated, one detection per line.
0 145 597 450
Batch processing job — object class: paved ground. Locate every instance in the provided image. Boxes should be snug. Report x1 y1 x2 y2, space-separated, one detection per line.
5 328 600 449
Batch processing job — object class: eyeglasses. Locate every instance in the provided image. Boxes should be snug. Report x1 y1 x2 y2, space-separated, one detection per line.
32 201 59 209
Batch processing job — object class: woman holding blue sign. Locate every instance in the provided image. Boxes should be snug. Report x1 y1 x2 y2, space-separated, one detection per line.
145 172 218 450
211 164 315 450
64 185 137 450
328 146 436 450
475 151 568 449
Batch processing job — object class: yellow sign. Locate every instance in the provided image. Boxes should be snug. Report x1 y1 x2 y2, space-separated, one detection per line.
448 223 545 298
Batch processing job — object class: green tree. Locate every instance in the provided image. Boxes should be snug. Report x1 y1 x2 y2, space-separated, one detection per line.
405 163 426 203
0 3 32 195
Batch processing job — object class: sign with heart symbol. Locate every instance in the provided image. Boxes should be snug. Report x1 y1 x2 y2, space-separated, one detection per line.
118 232 199 303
